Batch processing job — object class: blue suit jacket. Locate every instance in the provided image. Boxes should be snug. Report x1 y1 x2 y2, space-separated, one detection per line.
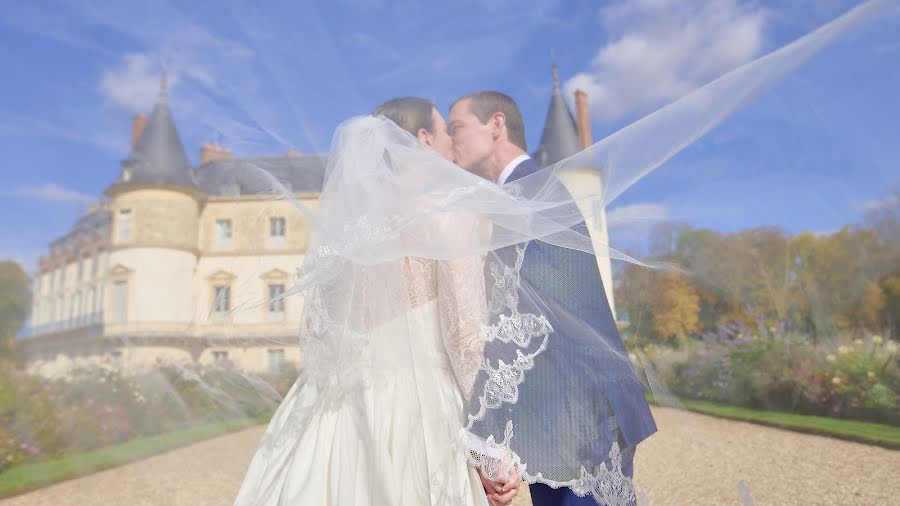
492 158 656 469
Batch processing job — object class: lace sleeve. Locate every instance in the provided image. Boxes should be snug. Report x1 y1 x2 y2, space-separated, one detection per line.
436 255 487 400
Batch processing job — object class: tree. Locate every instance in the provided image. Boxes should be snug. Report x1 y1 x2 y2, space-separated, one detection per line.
0 261 31 355
863 188 900 256
864 188 900 336
615 260 657 342
674 227 755 331
880 274 900 338
651 273 700 343
858 282 886 332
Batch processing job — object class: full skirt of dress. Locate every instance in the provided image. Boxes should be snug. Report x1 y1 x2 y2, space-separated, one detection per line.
233 299 489 506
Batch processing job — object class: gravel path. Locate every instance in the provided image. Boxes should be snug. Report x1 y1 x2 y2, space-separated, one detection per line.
2 406 897 506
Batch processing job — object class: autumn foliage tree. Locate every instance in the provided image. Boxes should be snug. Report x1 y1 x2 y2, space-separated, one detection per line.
615 189 900 343
649 273 700 343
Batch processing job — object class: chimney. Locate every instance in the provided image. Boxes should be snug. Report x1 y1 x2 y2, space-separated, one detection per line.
131 113 147 149
574 90 592 149
200 143 233 164
285 149 302 158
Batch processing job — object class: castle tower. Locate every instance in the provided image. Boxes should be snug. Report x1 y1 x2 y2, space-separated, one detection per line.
103 72 203 340
532 63 617 317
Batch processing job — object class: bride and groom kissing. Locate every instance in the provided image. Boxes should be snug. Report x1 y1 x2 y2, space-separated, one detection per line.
232 90 656 506
369 93 657 506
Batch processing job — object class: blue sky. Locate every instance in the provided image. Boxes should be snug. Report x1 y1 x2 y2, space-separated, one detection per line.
1 0 898 271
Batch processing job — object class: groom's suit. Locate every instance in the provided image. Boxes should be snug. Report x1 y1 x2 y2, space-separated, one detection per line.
493 157 656 506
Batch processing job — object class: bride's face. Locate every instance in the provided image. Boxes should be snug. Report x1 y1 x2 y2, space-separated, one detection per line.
424 108 453 162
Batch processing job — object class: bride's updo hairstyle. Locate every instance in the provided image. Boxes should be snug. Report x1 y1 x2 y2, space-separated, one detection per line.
373 96 436 136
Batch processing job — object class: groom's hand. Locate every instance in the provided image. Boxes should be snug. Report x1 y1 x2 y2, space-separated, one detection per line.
479 468 521 506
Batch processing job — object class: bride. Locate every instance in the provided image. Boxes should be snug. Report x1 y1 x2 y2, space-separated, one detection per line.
232 98 522 506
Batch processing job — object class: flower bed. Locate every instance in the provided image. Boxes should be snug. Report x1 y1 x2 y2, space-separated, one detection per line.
0 361 298 474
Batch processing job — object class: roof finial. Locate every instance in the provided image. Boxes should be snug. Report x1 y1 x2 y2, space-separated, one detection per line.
550 50 559 92
159 69 169 104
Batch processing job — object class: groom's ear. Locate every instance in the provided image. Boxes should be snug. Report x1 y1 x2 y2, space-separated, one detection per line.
490 112 506 140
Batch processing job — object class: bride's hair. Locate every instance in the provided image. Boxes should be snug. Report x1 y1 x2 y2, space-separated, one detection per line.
372 97 436 136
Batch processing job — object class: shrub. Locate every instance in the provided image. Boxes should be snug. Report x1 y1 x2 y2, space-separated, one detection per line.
635 332 899 425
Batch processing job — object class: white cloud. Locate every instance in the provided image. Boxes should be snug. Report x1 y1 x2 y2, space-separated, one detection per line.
863 194 899 211
566 0 767 123
59 1 549 155
606 202 671 250
15 183 95 208
78 1 322 153
607 202 670 226
99 53 173 112
97 49 226 114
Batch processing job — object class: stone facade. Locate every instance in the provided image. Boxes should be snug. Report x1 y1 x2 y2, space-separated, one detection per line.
22 186 319 378
110 188 201 254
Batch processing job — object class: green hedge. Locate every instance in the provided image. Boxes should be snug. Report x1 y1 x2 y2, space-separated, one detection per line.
650 396 900 449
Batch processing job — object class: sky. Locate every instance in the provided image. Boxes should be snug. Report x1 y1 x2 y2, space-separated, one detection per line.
1 0 898 271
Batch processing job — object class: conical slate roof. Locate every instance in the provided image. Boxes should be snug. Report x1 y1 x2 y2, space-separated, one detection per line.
114 73 195 189
532 63 581 168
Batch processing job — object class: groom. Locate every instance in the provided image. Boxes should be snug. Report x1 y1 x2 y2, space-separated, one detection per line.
447 91 657 506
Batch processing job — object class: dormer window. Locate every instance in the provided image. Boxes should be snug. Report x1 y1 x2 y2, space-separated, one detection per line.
269 217 286 246
215 219 232 248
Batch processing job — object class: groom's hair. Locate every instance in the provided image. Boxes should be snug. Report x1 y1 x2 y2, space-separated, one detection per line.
452 91 527 152
372 97 436 136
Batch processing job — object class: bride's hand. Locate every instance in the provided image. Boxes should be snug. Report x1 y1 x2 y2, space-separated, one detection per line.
479 468 521 506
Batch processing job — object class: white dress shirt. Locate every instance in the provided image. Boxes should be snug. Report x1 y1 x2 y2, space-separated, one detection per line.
496 154 531 185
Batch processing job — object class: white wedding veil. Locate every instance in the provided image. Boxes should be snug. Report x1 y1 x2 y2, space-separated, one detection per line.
221 3 893 504
7 1 896 505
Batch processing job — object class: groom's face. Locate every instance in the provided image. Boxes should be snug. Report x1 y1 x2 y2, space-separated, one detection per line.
447 98 493 174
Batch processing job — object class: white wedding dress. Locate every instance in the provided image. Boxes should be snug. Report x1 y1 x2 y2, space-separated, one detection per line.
233 256 490 506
